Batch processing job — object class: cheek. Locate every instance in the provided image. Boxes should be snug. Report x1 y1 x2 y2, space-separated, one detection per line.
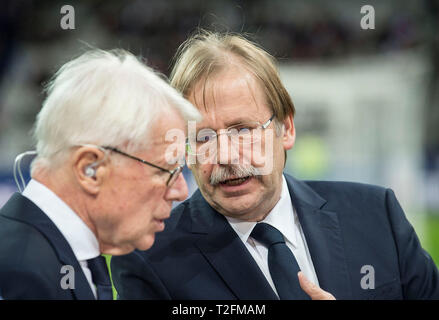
104 187 129 215
191 165 216 196
141 183 166 205
124 182 163 215
121 192 162 233
192 164 212 182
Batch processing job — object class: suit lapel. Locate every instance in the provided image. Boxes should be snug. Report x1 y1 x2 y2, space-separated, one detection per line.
1 193 96 300
187 174 353 300
285 175 353 299
189 191 278 300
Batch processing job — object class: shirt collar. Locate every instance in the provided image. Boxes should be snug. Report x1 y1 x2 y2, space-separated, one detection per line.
22 179 100 261
226 175 299 248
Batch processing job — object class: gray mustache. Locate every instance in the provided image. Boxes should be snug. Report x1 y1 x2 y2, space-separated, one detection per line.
210 164 261 185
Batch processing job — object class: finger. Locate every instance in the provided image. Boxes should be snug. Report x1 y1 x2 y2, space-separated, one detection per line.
298 271 336 300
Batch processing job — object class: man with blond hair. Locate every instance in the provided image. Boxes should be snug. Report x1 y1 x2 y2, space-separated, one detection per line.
112 31 439 300
0 49 200 299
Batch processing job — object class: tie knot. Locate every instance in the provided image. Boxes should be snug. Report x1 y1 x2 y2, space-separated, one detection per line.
87 256 111 286
251 223 285 247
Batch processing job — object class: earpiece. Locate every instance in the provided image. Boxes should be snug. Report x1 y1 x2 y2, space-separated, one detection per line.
84 165 96 178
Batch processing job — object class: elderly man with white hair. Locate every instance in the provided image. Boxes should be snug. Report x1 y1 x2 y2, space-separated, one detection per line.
0 49 200 299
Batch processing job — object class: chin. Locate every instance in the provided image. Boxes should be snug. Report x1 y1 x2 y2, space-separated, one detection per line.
218 201 259 219
135 235 156 251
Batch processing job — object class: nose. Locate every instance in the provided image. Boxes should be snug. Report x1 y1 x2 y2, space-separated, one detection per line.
217 133 240 165
164 172 188 202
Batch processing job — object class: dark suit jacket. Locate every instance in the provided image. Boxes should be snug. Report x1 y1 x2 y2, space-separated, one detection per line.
111 174 439 300
0 193 96 299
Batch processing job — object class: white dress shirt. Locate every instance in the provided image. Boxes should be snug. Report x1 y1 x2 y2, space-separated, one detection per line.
22 179 100 299
226 175 319 297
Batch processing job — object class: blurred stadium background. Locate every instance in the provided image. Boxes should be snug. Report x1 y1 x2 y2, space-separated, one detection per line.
1 0 438 274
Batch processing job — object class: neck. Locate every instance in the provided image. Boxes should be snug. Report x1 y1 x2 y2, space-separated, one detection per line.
99 242 133 256
32 169 99 243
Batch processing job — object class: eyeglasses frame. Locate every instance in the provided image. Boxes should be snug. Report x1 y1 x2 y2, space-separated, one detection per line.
186 113 276 154
101 146 184 187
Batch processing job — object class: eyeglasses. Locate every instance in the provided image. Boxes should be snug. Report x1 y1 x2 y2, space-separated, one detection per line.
102 146 184 187
186 114 275 155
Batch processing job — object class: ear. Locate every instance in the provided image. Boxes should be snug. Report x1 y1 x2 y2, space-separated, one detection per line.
282 114 296 151
71 146 109 195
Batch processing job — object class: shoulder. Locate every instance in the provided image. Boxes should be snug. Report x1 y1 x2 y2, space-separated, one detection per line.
0 214 62 277
160 189 208 233
304 179 388 201
285 174 393 219
0 214 67 299
300 179 402 233
165 199 191 230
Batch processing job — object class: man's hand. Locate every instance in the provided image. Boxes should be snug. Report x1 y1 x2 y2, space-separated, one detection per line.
298 271 336 300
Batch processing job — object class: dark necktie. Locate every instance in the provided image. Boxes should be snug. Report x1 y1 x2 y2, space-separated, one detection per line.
251 222 309 300
87 256 113 300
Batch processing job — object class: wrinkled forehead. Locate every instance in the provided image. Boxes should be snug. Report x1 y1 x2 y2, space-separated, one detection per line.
188 67 271 128
148 110 186 145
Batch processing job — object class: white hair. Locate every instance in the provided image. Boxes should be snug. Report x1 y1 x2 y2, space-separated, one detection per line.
31 48 201 175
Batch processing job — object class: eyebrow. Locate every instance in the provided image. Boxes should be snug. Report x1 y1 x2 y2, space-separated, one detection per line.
225 118 252 127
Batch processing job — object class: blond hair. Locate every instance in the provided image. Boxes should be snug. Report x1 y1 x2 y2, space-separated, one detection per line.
170 30 295 122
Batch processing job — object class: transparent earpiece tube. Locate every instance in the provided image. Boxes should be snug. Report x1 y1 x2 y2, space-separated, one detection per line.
13 151 37 192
